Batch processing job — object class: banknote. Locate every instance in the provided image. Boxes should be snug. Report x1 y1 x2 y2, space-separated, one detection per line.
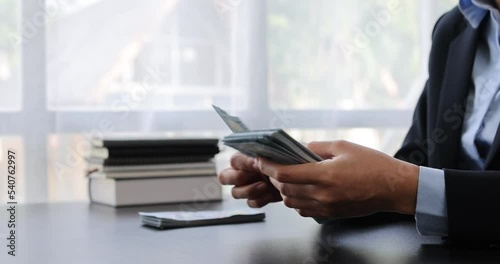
212 105 250 133
139 208 265 229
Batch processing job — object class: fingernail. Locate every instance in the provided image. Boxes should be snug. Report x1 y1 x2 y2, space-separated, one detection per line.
248 200 257 208
217 174 224 185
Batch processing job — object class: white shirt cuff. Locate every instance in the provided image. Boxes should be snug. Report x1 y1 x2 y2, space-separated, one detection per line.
415 166 448 236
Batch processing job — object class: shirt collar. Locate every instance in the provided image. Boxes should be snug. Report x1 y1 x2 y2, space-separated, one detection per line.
459 0 500 28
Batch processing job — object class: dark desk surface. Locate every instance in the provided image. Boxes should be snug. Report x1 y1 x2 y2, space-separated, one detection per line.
2 199 500 264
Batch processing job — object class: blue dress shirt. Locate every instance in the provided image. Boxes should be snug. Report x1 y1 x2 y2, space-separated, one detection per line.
415 0 500 236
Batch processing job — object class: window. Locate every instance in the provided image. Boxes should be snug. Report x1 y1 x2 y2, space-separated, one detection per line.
268 0 456 110
263 0 457 192
0 0 22 204
47 0 245 110
0 0 21 110
1 0 456 203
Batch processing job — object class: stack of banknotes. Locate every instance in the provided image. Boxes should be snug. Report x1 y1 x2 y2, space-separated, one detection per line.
213 105 322 165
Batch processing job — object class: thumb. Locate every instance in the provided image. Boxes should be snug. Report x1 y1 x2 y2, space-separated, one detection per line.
306 140 349 159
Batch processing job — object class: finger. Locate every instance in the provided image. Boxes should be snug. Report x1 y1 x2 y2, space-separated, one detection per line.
218 168 262 186
282 196 323 211
306 140 351 159
295 209 330 218
257 157 322 184
247 193 278 208
269 178 317 200
230 152 257 171
231 181 269 199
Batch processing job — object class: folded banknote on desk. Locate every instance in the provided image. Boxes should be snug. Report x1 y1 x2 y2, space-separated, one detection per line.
139 208 265 229
213 105 323 165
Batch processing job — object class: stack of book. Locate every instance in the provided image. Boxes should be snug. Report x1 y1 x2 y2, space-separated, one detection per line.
86 136 222 207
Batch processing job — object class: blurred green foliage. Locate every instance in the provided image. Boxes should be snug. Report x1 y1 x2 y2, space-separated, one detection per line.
267 0 457 109
0 0 20 65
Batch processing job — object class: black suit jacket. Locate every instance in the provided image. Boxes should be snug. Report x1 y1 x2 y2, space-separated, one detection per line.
395 7 500 243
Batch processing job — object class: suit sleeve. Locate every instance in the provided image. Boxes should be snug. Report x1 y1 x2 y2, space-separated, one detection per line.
444 169 500 243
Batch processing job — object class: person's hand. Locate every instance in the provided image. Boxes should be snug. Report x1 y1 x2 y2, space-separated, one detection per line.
256 140 419 218
218 152 282 208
